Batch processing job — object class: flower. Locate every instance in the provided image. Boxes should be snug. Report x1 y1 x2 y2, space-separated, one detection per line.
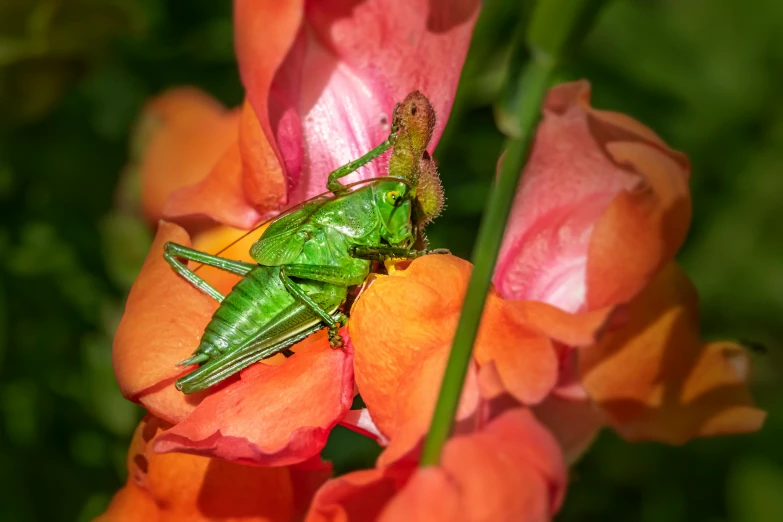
305 408 566 522
113 0 480 467
95 415 331 522
492 80 764 449
131 88 241 224
347 253 611 465
137 0 481 230
343 80 764 470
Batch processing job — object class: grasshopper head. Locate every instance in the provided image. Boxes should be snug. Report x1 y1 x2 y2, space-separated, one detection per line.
373 180 413 247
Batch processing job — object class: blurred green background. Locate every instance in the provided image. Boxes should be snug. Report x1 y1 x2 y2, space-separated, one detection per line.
0 0 780 520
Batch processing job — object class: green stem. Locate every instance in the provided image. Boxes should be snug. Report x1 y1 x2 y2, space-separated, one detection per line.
419 0 609 467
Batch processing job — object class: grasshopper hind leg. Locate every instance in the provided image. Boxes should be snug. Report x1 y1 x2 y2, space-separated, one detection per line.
175 312 343 394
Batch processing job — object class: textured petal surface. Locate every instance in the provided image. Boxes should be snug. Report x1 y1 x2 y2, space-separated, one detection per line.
580 263 766 443
112 221 217 423
153 337 355 466
349 254 471 437
495 80 690 313
135 88 240 224
96 415 305 522
306 409 566 522
238 0 479 205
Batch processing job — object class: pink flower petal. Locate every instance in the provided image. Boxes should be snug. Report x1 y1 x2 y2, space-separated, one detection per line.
237 0 480 204
495 81 690 313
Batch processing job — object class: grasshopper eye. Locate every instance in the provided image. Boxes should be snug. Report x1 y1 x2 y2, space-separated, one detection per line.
384 190 402 206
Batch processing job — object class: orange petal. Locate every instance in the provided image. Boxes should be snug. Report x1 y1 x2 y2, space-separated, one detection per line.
113 221 217 423
164 138 262 230
165 101 287 229
580 263 766 444
96 415 307 522
239 99 288 214
349 255 471 437
153 337 354 466
94 483 159 522
377 468 463 522
473 295 559 405
306 408 566 522
495 80 690 315
434 408 566 519
352 254 599 442
376 347 479 467
502 300 616 347
586 142 691 309
136 88 240 224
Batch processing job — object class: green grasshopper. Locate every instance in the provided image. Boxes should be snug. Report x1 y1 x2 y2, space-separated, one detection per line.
165 91 447 394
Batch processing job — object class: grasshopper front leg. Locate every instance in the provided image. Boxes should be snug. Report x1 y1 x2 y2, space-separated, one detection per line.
349 245 450 262
164 242 257 302
326 105 401 194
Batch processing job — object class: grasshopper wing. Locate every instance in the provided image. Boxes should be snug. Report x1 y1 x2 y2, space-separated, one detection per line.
250 196 327 265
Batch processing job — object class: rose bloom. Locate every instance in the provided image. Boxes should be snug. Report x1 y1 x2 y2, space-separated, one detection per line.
100 0 764 520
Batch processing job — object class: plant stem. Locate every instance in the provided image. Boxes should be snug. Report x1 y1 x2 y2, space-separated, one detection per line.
420 0 609 467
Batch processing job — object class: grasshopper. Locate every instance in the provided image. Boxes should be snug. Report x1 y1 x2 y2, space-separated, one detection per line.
165 91 447 394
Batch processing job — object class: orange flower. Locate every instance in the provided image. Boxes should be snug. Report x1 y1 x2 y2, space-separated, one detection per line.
131 88 243 225
305 408 566 522
95 415 331 522
112 0 480 467
113 222 355 466
342 81 763 469
579 263 765 444
348 254 612 465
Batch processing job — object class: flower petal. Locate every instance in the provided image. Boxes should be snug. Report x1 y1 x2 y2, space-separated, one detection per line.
351 254 604 445
96 415 302 522
238 0 479 204
113 221 217 423
349 254 471 437
579 263 766 443
306 408 566 522
495 80 690 314
585 142 690 309
378 468 463 522
376 347 479 467
153 336 355 466
340 408 389 445
135 88 240 224
473 297 559 405
306 466 416 522
533 394 604 464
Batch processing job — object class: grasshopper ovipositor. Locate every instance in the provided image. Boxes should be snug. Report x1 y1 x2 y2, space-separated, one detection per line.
165 91 446 394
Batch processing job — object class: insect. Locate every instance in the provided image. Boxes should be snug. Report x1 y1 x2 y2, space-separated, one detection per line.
165 91 447 394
